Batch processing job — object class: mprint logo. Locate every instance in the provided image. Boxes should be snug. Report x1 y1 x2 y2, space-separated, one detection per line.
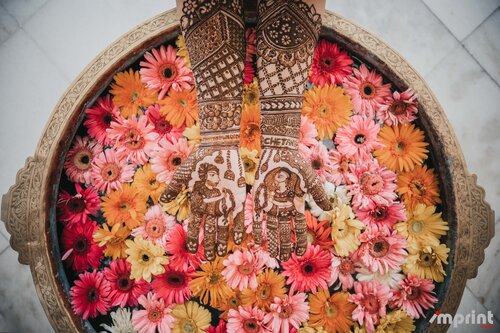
429 310 495 329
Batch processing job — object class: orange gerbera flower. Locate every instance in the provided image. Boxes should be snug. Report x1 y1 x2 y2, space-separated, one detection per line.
305 211 334 250
132 163 166 204
302 84 352 139
308 289 356 333
241 269 286 311
397 165 441 210
109 69 157 118
101 184 147 229
374 124 429 172
240 103 261 152
158 87 198 128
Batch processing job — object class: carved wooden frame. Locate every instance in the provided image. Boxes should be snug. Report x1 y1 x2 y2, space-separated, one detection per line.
1 9 494 333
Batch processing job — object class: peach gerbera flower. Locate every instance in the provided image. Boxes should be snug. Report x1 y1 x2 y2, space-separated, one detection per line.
240 103 261 152
150 137 193 184
132 292 174 333
101 184 147 230
265 293 309 333
132 205 176 247
396 165 441 210
222 249 266 291
335 115 382 160
378 88 418 126
228 305 268 333
90 149 135 193
158 87 198 128
349 281 392 333
110 69 157 118
64 136 102 185
390 274 437 319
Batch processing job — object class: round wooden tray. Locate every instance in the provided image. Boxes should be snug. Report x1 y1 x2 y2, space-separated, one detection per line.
1 8 494 333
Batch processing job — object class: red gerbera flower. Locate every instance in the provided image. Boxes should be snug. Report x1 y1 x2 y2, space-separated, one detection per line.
84 95 119 145
104 259 151 307
57 184 100 226
164 224 204 271
62 220 103 272
151 265 194 305
145 104 185 142
355 201 406 233
243 61 255 84
208 320 227 333
310 39 353 86
70 270 111 320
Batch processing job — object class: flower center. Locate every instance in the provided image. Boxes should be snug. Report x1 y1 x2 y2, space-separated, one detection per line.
258 284 271 300
228 295 240 309
244 123 260 138
172 156 182 166
369 237 389 258
162 64 177 80
119 202 129 211
419 251 436 267
117 274 133 291
245 90 258 105
279 305 293 319
156 118 173 134
325 302 338 318
238 263 254 275
410 180 426 196
145 219 166 238
180 319 197 333
301 262 315 275
179 98 188 108
318 104 329 116
243 159 256 172
360 172 384 195
354 134 366 145
390 100 407 115
360 82 376 99
87 287 98 302
125 129 145 150
101 163 121 182
74 236 90 254
363 295 380 314
322 57 334 69
148 307 162 322
131 91 139 101
208 272 220 285
410 220 424 234
311 158 323 170
74 149 93 170
243 319 259 333
370 206 388 221
339 258 354 275
67 197 86 214
406 287 421 301
166 271 186 288
103 114 113 125
141 253 150 262
339 157 350 172
395 140 406 154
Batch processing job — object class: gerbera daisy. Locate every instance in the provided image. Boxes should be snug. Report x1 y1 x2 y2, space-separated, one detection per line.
343 64 391 118
355 266 404 289
84 94 119 145
90 148 135 193
355 201 406 234
347 159 397 210
133 204 176 247
324 204 365 256
374 124 429 172
228 306 269 333
305 211 334 250
190 258 234 308
245 28 257 62
307 182 350 221
222 248 266 291
244 193 254 234
158 87 198 128
395 204 448 246
243 60 255 84
146 104 185 142
57 183 100 225
299 116 319 155
218 291 245 320
282 244 333 293
64 136 102 184
310 40 353 87
172 301 212 333
183 122 200 148
93 223 131 259
100 308 135 333
391 274 438 319
110 69 158 118
152 265 194 305
328 149 355 186
107 114 159 165
125 236 168 282
308 289 356 333
176 35 190 67
132 163 166 204
240 104 261 152
375 309 415 333
132 292 175 333
101 184 147 229
161 186 191 221
335 115 382 160
354 230 407 274
265 293 309 333
241 269 286 311
165 223 204 270
403 242 449 283
151 137 193 183
70 271 111 320
208 321 227 333
62 220 103 272
349 281 392 333
240 147 259 185
242 77 259 107
140 44 194 99
330 255 356 290
302 85 352 139
378 88 418 126
302 141 335 183
104 259 151 307
397 165 441 210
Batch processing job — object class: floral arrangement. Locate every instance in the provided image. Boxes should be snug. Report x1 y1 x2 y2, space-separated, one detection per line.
58 29 450 333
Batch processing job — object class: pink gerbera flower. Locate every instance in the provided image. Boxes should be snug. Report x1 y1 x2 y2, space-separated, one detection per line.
145 104 185 142
244 193 254 234
330 255 356 290
343 64 391 118
301 141 335 183
228 306 269 333
328 149 355 186
133 205 176 247
349 281 392 333
57 183 100 225
378 88 418 126
165 224 204 270
281 244 333 294
299 116 319 156
391 274 438 319
265 293 309 333
335 115 382 160
140 44 194 99
355 201 406 233
310 40 353 86
245 28 257 63
61 220 103 272
64 136 102 184
104 259 151 307
90 148 135 193
151 265 194 305
222 249 266 291
70 270 111 320
84 95 119 145
354 230 407 274
132 292 175 333
346 159 397 209
150 137 192 183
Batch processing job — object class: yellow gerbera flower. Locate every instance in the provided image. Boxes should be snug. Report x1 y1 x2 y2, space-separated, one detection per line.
161 186 190 221
242 78 259 107
240 148 260 185
158 87 198 128
397 165 441 210
302 84 352 139
403 242 449 282
240 103 261 152
395 204 448 246
218 290 244 320
375 309 415 333
241 269 286 311
374 123 429 172
183 122 200 148
101 184 147 230
132 163 166 204
299 326 329 333
110 69 158 118
176 35 191 67
93 223 131 259
189 258 234 308
324 204 365 256
172 301 211 333
125 236 168 282
309 289 356 333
